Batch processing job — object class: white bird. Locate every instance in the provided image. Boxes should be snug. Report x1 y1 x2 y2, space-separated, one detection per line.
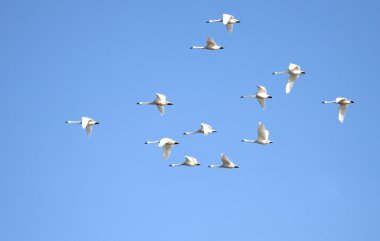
144 138 179 159
169 156 201 167
137 93 173 116
242 122 273 145
65 117 99 136
183 123 217 136
322 97 354 123
190 37 224 50
272 63 306 94
208 154 239 168
241 85 272 110
206 14 241 32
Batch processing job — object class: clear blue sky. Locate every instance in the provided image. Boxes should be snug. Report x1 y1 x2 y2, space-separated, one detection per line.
1 0 380 240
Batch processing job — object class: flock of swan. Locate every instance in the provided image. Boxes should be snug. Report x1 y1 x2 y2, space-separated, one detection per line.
65 13 355 168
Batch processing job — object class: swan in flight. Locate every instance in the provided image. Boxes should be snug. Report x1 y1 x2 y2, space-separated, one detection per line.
208 154 239 168
206 14 241 32
65 117 99 136
272 63 306 94
169 156 201 167
242 122 273 144
190 37 224 50
183 123 217 136
322 97 354 123
241 85 272 110
137 93 173 116
145 138 179 159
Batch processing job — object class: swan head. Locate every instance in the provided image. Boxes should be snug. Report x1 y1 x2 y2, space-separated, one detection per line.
167 102 174 105
95 122 100 125
350 100 354 103
196 163 201 166
236 20 241 23
174 142 179 145
300 71 306 75
268 96 273 99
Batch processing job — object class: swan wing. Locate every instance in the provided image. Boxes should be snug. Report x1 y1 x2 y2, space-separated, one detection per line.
206 37 217 48
257 85 267 94
185 156 197 165
339 104 348 123
289 63 300 71
155 93 166 102
86 125 92 136
223 14 232 24
226 24 233 32
157 105 165 115
258 98 266 109
158 138 171 147
221 154 233 166
286 74 299 94
81 117 91 129
163 144 174 159
201 123 211 132
258 122 267 140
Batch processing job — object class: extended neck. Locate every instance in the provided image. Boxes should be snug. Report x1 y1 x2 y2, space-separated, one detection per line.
273 71 289 75
65 120 81 124
207 19 222 23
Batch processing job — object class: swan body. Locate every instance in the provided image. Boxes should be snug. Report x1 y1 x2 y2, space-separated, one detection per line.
272 63 306 94
208 153 239 168
169 156 200 167
322 97 354 123
65 117 99 136
145 138 179 159
207 14 241 32
183 123 217 136
242 122 273 145
137 93 173 116
190 37 224 50
241 85 272 110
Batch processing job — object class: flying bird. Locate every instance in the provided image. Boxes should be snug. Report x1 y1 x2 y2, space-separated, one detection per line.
183 123 217 136
169 156 201 167
145 138 179 159
322 97 354 123
190 37 224 50
137 93 173 116
208 154 239 168
273 63 306 94
65 117 99 136
241 122 273 144
206 14 241 32
241 85 272 110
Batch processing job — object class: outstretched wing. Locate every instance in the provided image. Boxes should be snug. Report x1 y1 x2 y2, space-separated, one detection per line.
155 93 166 102
206 37 217 48
163 144 174 159
339 104 348 123
81 117 91 129
221 154 233 165
223 14 232 24
157 105 165 116
258 122 267 140
258 98 266 109
286 74 299 94
226 24 233 32
86 125 93 136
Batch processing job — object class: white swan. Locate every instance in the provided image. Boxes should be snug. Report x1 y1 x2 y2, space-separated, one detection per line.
208 154 239 168
241 85 272 110
144 138 179 159
242 122 273 144
190 37 224 50
65 117 99 136
206 14 241 32
169 156 201 167
137 93 173 116
322 97 354 123
183 123 217 136
273 63 306 94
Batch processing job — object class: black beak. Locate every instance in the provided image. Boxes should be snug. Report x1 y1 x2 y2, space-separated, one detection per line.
167 103 173 105
351 101 354 103
174 142 179 145
95 122 100 125
220 47 224 49
237 20 241 23
268 96 273 98
301 71 306 74
234 166 239 168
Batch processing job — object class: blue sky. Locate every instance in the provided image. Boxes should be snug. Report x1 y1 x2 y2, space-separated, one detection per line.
1 0 380 240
